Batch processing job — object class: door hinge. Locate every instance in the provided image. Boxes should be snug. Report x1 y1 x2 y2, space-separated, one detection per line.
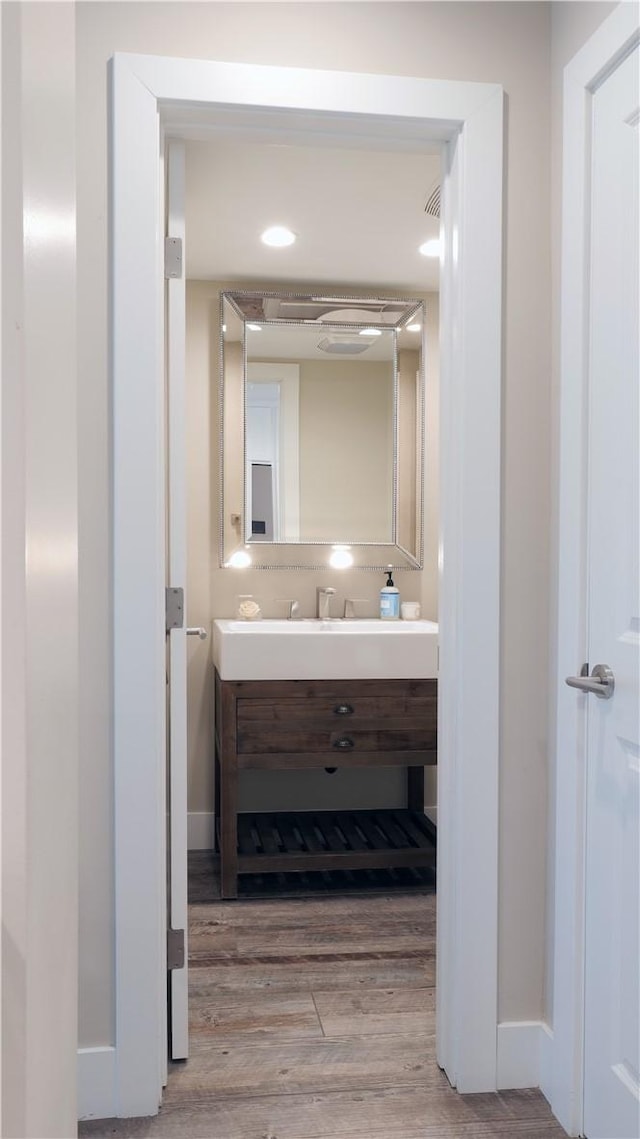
166 586 184 632
167 927 185 970
164 236 183 279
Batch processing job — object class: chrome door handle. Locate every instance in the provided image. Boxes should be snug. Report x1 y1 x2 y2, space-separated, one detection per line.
186 627 207 640
565 663 614 699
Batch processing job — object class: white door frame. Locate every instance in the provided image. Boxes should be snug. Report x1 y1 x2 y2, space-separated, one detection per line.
111 54 503 1117
550 6 640 1135
166 140 189 1061
247 362 301 542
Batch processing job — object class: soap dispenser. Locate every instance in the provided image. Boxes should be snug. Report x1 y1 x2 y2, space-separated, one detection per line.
379 568 400 620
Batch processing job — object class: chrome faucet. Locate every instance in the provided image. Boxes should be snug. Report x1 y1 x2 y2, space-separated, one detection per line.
316 586 336 619
277 599 300 619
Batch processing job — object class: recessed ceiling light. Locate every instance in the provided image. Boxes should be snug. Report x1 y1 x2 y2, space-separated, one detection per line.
359 327 382 336
419 238 441 258
246 323 262 332
261 225 296 248
406 323 422 333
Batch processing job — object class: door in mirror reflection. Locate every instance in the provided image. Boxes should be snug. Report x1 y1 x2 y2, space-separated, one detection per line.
246 366 300 543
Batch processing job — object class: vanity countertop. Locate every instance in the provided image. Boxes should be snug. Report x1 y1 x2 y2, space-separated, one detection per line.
212 618 438 681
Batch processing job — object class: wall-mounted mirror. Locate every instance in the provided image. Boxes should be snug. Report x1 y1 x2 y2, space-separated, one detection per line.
220 291 425 570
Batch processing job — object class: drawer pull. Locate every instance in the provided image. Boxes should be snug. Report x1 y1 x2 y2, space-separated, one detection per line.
333 736 355 750
333 703 354 716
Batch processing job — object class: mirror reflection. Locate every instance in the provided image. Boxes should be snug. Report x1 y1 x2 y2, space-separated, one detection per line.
220 292 425 570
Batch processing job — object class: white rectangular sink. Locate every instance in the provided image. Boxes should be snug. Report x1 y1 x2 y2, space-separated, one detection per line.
212 618 438 681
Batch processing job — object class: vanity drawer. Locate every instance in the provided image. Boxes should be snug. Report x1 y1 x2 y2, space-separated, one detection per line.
237 691 436 725
234 679 437 760
237 723 436 756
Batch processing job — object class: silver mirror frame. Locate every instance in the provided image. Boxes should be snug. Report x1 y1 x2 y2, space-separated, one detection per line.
219 290 426 571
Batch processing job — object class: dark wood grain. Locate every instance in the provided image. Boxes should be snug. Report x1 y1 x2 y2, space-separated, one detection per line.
219 680 238 898
215 671 438 895
406 765 425 811
237 747 438 770
229 677 437 701
237 692 437 722
232 809 436 875
237 726 436 755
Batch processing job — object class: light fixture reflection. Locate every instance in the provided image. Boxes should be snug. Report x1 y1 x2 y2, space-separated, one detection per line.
419 238 441 258
406 323 422 333
261 225 296 248
23 208 75 246
329 546 353 569
246 323 262 332
359 327 382 337
226 550 252 568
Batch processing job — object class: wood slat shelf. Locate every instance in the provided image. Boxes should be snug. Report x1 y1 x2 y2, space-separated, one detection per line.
217 809 436 877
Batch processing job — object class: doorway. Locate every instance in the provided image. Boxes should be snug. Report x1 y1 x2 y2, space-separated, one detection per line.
110 53 504 1118
181 129 441 897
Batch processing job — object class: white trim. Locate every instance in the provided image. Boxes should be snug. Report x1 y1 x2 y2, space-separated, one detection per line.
112 54 503 1115
436 87 503 1093
188 811 215 850
551 5 640 1136
540 1022 555 1105
496 1021 549 1091
77 1048 117 1122
112 55 166 1117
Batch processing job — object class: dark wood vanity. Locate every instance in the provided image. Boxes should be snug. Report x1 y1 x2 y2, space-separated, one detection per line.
214 671 437 898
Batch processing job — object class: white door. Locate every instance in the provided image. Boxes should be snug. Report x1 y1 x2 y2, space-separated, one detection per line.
246 382 280 541
166 140 189 1060
579 41 639 1139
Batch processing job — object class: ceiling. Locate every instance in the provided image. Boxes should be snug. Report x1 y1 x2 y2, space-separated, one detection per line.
184 138 441 293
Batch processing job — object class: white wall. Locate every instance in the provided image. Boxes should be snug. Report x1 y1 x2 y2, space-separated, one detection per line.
76 0 559 1049
1 4 78 1135
298 359 393 542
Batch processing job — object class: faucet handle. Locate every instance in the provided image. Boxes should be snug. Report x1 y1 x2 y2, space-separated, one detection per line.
343 598 369 618
277 599 300 619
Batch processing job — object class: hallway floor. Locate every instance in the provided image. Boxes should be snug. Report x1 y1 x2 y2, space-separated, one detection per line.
79 854 567 1138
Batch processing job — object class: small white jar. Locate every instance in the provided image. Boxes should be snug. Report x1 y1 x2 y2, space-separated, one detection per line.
401 601 421 620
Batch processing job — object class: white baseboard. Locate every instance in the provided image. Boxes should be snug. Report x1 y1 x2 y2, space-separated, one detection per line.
539 1021 554 1103
497 1020 553 1090
188 811 215 850
77 1046 116 1120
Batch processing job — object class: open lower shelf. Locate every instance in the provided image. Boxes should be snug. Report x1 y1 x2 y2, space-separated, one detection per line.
217 808 436 877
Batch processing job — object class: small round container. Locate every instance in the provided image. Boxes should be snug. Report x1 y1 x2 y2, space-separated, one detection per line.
401 601 421 620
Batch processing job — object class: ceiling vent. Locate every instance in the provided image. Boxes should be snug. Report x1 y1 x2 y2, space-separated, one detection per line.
317 335 374 355
424 182 441 219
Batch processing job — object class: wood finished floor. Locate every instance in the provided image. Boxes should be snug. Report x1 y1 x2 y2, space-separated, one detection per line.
79 853 567 1139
